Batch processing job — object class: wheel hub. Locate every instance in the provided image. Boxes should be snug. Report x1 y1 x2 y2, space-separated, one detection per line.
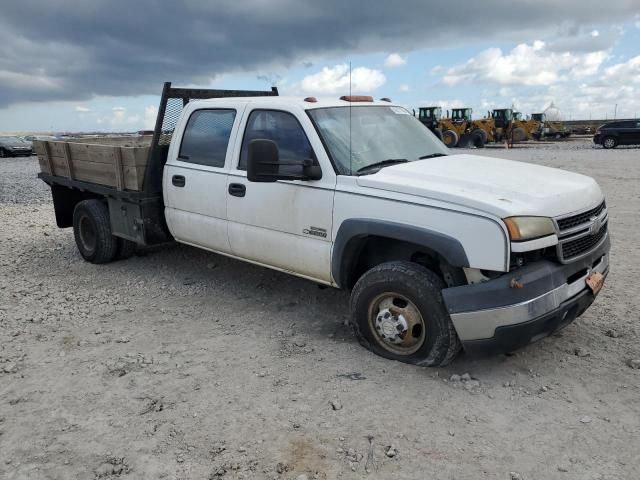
375 308 408 344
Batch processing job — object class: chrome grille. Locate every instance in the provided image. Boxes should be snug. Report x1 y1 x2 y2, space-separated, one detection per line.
555 201 608 263
556 201 606 231
561 221 608 261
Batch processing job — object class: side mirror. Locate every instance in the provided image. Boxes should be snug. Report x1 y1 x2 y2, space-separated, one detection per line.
247 139 279 182
247 139 322 183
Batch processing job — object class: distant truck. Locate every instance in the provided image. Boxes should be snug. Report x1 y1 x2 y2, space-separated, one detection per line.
36 83 610 365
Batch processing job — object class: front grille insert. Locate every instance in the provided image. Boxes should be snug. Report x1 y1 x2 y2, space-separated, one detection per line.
555 200 608 263
560 222 608 261
557 201 606 231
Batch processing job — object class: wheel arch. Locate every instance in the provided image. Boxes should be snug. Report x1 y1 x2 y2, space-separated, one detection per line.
51 184 104 228
332 219 470 289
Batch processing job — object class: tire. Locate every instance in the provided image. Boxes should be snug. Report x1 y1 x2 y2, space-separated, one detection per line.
0 148 6 158
554 133 562 140
602 136 617 149
457 133 474 148
512 127 527 143
350 261 461 367
116 238 137 260
442 130 459 148
470 128 487 148
433 128 444 142
72 200 118 264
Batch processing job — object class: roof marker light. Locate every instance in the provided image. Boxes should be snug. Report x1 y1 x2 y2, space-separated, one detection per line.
304 97 318 103
380 97 392 102
340 95 373 102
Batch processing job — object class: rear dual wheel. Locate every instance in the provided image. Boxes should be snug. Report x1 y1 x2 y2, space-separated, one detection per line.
73 200 136 263
350 261 461 366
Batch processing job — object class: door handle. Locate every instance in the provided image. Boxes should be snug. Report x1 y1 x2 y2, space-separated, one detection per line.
228 183 246 197
172 175 185 187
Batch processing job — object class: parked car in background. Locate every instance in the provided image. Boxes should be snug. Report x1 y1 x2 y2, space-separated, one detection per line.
593 119 640 148
0 136 34 157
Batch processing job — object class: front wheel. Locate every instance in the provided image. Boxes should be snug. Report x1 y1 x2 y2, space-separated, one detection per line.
350 261 461 366
0 148 6 158
442 129 459 148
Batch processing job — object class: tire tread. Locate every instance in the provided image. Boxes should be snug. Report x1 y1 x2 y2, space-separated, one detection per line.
350 261 461 367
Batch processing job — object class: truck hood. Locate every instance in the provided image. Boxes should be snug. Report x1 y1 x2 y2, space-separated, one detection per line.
356 154 603 218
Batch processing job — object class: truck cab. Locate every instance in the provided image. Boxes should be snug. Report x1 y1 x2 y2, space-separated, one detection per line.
417 106 443 140
37 85 610 366
450 108 472 123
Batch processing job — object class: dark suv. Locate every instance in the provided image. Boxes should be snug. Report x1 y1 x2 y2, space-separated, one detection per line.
593 119 640 149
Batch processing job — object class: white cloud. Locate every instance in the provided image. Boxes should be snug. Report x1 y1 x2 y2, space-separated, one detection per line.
468 55 640 119
438 41 609 87
384 53 407 68
420 99 466 112
300 64 386 94
97 106 153 130
143 105 157 130
602 55 640 84
74 106 90 113
399 84 410 92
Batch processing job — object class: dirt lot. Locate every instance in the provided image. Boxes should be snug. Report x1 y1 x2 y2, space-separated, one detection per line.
1 138 638 480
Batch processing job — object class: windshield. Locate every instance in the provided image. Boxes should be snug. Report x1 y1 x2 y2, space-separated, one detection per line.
0 136 27 146
308 106 449 175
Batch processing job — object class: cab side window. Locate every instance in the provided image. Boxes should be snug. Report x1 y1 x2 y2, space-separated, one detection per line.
179 109 236 168
238 110 316 171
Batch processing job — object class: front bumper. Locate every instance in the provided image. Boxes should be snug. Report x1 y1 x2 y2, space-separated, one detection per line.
442 236 610 355
5 148 33 156
593 134 601 144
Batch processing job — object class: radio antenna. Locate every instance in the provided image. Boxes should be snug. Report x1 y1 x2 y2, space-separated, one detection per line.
349 61 352 175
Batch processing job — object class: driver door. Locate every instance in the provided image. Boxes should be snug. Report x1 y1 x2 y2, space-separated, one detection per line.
226 108 335 283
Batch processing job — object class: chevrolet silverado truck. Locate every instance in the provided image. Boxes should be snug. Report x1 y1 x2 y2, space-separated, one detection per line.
36 83 610 366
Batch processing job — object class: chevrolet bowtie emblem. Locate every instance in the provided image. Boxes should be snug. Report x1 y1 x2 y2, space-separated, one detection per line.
589 215 602 235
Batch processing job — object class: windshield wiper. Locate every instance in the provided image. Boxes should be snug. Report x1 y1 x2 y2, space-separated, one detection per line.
418 153 448 160
356 158 408 175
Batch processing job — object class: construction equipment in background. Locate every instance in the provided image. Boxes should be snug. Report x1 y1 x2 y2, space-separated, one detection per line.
440 108 489 148
513 111 541 141
417 106 444 141
531 113 571 139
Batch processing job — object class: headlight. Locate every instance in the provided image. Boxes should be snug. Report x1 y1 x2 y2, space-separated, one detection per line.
503 216 556 241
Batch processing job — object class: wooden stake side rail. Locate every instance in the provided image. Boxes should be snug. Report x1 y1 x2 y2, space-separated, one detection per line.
33 137 152 192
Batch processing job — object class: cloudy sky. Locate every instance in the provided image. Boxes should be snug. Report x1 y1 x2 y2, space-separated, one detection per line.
1 0 639 132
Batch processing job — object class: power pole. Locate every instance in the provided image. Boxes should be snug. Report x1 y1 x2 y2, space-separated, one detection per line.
614 104 617 120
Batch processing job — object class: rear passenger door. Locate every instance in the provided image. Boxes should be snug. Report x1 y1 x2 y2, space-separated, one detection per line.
164 107 240 254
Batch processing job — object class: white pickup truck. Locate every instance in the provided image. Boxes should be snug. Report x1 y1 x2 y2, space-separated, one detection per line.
37 83 610 366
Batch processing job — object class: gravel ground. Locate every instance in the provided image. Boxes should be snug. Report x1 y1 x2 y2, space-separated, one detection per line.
1 138 639 480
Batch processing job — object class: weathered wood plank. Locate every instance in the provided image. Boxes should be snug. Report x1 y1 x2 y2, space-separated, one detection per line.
113 147 124 191
62 143 75 180
43 142 54 175
34 137 149 191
